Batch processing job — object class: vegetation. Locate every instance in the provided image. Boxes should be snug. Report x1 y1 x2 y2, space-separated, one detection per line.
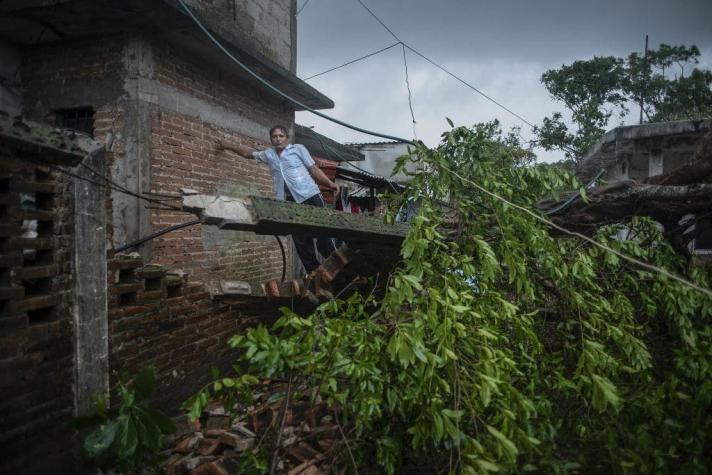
188 122 712 474
75 367 175 473
535 44 712 162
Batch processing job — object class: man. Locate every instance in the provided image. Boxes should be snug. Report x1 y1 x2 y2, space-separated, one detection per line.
216 125 339 274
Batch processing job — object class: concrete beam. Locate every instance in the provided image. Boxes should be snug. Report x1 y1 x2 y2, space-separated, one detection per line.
0 112 102 166
181 192 409 242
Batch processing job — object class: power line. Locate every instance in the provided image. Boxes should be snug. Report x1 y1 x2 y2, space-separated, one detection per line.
302 41 401 81
442 164 712 299
115 219 202 253
296 0 311 15
24 154 185 212
308 127 404 193
352 0 536 129
404 45 536 129
176 0 415 146
401 44 417 139
355 0 401 42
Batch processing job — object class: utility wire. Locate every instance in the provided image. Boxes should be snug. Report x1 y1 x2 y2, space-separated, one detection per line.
310 129 404 193
442 164 712 299
25 155 185 212
302 41 401 80
176 0 415 146
544 169 605 215
354 0 417 137
296 0 311 15
401 44 418 138
115 219 202 253
355 0 401 42
352 0 535 129
404 44 536 128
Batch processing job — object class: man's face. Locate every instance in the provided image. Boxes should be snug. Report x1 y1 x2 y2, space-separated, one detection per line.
270 129 288 150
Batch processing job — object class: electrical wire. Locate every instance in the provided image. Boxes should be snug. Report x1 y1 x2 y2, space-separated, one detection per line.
274 235 287 282
401 43 417 138
176 0 415 146
23 154 185 212
442 164 712 299
544 169 605 215
352 0 535 129
296 0 311 15
403 44 536 129
302 41 401 81
355 0 401 42
309 128 404 193
115 219 202 253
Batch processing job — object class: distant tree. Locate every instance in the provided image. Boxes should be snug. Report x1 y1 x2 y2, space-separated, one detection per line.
535 44 712 163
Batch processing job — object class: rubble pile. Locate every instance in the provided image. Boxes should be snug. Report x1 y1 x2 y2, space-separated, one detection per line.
161 387 344 475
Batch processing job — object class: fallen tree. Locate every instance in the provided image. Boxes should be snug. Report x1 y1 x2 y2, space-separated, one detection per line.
186 122 711 474
542 131 712 237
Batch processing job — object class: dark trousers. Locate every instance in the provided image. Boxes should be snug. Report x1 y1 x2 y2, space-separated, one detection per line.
292 194 337 273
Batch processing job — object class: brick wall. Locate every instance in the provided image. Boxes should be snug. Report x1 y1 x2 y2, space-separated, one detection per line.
11 23 302 454
153 40 292 130
21 36 125 123
0 156 77 474
149 107 290 283
107 254 259 412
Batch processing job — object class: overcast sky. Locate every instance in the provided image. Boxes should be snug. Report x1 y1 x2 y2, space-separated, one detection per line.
294 0 712 162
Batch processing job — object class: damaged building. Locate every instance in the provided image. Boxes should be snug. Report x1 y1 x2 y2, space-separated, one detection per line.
0 1 407 472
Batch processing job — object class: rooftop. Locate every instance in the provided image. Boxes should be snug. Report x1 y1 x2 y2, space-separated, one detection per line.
577 118 712 180
295 125 365 162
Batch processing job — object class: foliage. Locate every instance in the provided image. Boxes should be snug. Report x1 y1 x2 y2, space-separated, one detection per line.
535 44 712 162
75 367 176 473
190 123 711 473
183 365 258 423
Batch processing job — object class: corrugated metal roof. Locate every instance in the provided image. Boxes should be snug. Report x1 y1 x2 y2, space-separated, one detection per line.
294 124 365 162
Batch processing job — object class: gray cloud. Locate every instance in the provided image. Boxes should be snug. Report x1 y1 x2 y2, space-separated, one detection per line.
296 0 712 162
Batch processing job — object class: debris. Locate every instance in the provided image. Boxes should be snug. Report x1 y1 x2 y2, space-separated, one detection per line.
164 382 344 474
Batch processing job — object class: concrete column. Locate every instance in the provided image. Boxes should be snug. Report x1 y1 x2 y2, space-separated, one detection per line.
114 35 154 258
73 148 109 415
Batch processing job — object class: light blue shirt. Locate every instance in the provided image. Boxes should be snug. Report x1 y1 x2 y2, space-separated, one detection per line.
253 144 320 203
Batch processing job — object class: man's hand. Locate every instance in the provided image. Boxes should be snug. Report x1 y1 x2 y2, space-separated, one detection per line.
331 181 340 196
215 140 256 159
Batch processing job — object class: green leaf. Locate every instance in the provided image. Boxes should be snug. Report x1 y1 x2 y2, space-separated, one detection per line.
433 414 444 442
144 407 176 435
132 366 155 402
84 420 119 457
486 425 518 460
115 414 138 457
591 374 622 411
74 414 105 430
475 459 501 472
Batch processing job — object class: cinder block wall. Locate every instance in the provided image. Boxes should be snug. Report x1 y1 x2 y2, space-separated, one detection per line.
182 0 296 72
